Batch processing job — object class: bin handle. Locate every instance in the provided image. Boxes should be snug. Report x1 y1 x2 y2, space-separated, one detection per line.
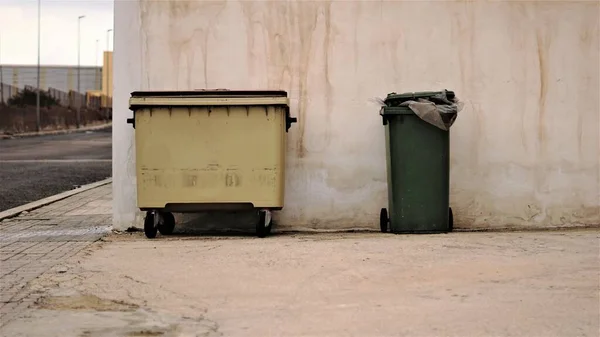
379 107 388 126
127 117 135 129
285 107 297 132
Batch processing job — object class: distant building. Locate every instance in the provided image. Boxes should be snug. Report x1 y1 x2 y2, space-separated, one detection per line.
0 64 102 94
101 52 113 108
0 53 112 109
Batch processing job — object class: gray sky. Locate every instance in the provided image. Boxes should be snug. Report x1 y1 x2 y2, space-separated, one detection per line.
0 0 114 66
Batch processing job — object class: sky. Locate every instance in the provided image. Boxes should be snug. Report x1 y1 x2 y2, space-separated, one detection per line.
0 0 114 66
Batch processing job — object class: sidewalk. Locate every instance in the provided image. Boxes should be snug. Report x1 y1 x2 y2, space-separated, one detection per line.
0 183 598 336
1 122 112 139
0 183 111 325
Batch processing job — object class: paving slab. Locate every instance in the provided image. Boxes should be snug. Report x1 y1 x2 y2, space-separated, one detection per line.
0 183 111 327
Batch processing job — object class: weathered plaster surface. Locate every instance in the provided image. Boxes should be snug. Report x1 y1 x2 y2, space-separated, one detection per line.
113 0 600 230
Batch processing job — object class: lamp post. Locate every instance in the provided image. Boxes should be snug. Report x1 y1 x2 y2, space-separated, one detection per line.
95 39 99 90
77 14 85 128
106 28 112 111
36 0 41 131
106 29 112 52
1 33 4 105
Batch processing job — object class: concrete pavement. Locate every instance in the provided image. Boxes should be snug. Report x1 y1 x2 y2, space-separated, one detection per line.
0 181 598 336
0 183 111 326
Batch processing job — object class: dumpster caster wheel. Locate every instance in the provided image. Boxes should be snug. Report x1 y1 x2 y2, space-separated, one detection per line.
380 208 389 233
448 207 454 232
144 211 157 239
158 212 175 235
256 210 273 238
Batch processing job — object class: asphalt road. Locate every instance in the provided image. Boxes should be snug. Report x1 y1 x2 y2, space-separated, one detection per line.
0 128 112 212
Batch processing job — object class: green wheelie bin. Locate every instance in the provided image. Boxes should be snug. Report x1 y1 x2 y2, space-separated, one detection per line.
379 90 461 234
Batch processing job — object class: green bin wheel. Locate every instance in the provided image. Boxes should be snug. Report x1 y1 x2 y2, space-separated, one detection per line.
448 207 454 232
256 210 273 238
158 212 175 235
380 208 389 233
144 211 157 239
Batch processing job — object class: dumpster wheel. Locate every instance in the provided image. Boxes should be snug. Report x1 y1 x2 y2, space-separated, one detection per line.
144 211 158 239
448 207 454 232
256 210 273 238
158 212 175 235
380 208 389 233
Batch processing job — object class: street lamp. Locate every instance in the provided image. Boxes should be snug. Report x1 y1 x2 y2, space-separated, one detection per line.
0 33 4 105
95 39 99 90
106 29 112 52
77 14 85 128
36 0 41 131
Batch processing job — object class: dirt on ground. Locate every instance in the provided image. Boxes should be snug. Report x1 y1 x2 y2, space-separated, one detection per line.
1 230 598 337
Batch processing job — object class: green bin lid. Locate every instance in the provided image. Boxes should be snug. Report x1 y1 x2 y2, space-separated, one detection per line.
383 90 455 107
380 106 414 116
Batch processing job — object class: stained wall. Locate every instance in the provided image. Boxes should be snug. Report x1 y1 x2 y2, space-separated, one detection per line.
113 0 600 230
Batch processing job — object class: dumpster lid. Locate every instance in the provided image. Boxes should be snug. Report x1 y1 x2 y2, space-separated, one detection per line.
129 90 289 108
130 90 288 98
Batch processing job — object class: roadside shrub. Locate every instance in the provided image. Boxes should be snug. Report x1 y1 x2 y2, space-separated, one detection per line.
7 88 60 108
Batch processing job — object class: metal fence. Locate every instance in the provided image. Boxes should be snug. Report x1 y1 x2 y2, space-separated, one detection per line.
2 83 109 110
0 82 112 133
0 82 18 105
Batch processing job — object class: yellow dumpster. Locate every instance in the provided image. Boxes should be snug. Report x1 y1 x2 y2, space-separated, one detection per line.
127 90 297 238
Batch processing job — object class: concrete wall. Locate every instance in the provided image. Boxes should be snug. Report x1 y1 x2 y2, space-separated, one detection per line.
113 0 600 231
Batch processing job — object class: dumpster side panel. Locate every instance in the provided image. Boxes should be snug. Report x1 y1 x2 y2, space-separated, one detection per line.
386 112 450 233
134 105 286 209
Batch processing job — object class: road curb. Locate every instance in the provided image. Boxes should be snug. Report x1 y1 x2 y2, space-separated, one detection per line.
0 178 112 222
1 123 112 139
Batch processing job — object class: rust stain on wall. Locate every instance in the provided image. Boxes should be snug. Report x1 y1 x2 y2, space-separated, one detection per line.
165 1 226 89
262 2 294 89
139 1 153 88
507 2 531 153
536 30 551 151
240 2 257 80
579 24 594 45
576 17 598 160
322 2 333 150
238 1 334 157
294 2 320 158
452 1 480 168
